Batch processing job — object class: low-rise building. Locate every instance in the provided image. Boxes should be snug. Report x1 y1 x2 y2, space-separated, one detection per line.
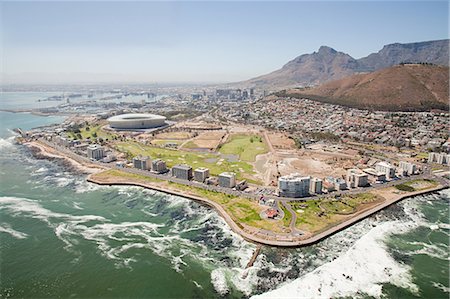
171 164 193 180
309 177 323 194
151 159 167 173
218 172 236 188
334 178 347 191
235 180 248 191
194 167 210 183
363 168 386 182
375 161 396 180
278 173 311 198
87 144 105 160
133 156 151 170
399 161 417 176
346 169 369 188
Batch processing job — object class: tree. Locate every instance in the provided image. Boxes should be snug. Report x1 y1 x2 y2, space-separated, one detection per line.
92 132 97 138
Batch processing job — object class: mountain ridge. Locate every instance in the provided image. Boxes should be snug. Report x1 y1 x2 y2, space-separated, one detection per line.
242 39 449 89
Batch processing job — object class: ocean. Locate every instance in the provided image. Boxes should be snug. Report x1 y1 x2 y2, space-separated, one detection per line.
0 93 448 298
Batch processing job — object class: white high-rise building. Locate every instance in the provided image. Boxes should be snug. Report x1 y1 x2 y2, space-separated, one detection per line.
399 161 417 176
87 144 104 160
309 178 323 194
346 169 369 188
375 162 396 180
278 173 311 198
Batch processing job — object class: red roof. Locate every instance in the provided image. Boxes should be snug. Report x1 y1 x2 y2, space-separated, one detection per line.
265 209 279 218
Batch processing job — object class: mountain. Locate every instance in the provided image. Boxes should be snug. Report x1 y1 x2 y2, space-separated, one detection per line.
358 39 450 71
246 46 361 88
280 64 449 111
243 39 449 89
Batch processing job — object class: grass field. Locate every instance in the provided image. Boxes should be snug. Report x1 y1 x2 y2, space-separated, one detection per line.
68 124 117 141
91 169 287 232
279 203 292 228
219 134 269 162
395 179 438 192
290 193 381 233
114 141 260 184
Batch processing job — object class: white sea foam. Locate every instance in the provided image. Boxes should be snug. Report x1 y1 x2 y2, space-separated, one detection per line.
0 136 15 150
211 269 230 295
253 220 420 299
0 223 28 239
0 196 106 225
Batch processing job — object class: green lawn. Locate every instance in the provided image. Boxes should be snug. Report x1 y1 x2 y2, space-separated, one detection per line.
68 124 117 141
114 141 260 184
395 179 438 192
279 203 292 228
290 193 381 233
219 134 269 162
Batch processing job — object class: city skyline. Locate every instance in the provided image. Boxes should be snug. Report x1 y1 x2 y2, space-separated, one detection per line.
2 1 448 84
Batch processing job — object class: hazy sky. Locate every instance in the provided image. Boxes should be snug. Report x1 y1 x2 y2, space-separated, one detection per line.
1 1 448 84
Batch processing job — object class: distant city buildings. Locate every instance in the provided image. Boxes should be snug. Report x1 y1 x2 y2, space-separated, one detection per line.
87 144 105 160
218 172 236 188
171 164 193 180
278 173 311 197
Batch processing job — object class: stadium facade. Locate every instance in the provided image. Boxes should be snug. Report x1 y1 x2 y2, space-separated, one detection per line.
107 113 166 130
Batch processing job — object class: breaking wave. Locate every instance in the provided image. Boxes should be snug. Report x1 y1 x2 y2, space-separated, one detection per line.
0 223 28 239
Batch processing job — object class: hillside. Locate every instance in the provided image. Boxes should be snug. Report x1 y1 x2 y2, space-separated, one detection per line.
282 64 449 111
242 39 449 89
246 46 361 88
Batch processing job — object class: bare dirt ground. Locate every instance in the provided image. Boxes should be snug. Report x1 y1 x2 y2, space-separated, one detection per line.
267 132 296 149
154 131 193 139
187 130 227 149
275 150 351 179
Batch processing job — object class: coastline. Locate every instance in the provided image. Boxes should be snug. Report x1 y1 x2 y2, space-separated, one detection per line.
23 139 449 247
24 141 107 174
87 172 448 247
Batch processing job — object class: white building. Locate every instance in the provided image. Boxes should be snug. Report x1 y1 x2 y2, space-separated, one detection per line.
87 144 105 160
278 173 311 198
218 172 236 188
375 162 396 180
346 169 369 188
428 152 450 165
399 161 417 176
309 178 323 194
194 168 210 183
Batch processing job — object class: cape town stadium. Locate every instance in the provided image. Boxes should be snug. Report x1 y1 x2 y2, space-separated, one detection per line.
107 113 167 129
